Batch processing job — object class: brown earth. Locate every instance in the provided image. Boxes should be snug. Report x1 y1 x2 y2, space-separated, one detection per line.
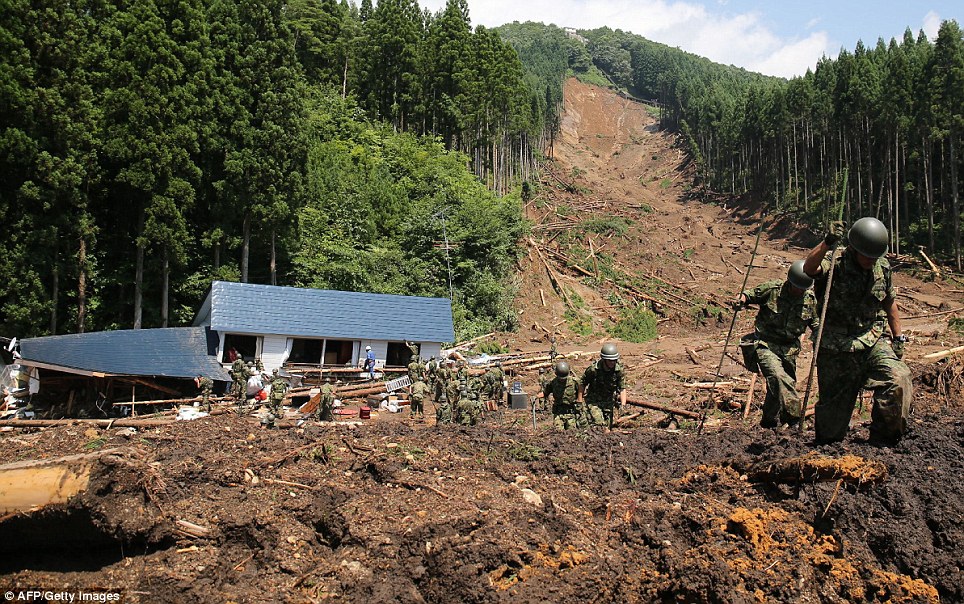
2 79 963 603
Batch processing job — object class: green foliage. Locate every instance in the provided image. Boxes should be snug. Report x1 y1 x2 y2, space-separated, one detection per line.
505 441 542 461
949 317 964 335
0 0 537 337
578 215 633 237
607 305 658 343
564 308 593 336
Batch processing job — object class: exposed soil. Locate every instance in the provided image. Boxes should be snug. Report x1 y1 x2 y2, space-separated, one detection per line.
2 79 963 603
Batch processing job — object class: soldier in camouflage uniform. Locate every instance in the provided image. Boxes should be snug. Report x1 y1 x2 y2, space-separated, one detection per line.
736 260 818 429
579 343 627 428
409 377 429 421
456 380 482 426
268 369 288 416
407 355 424 383
316 377 335 421
230 357 248 398
484 363 506 408
194 374 214 412
541 361 586 431
435 392 452 424
803 217 912 445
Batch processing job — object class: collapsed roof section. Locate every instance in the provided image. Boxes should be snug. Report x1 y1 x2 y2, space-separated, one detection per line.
18 327 230 381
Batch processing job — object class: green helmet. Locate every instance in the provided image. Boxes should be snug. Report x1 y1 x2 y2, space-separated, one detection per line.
554 360 570 377
600 343 619 361
848 217 888 259
787 260 813 290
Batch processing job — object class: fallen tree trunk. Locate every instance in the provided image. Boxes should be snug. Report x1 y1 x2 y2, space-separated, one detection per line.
625 396 701 419
0 418 175 428
745 453 887 485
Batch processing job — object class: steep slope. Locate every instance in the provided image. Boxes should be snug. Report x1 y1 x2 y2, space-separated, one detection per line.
512 78 963 417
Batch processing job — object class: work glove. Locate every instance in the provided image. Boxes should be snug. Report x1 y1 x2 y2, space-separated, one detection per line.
892 335 907 360
824 220 846 247
730 295 747 312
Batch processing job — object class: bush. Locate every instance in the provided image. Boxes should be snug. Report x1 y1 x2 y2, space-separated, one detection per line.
607 305 658 343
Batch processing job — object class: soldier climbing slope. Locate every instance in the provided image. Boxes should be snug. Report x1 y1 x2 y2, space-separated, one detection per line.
541 360 586 431
803 217 912 445
579 343 627 428
735 260 817 429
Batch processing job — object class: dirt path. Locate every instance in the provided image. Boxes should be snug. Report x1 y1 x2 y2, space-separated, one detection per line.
1 79 963 604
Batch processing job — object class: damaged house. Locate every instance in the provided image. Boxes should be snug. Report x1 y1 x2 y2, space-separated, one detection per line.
191 281 455 373
4 281 453 416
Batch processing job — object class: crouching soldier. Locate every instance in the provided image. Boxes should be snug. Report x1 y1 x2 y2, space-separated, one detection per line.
316 377 335 422
436 392 452 425
541 361 586 431
736 260 817 429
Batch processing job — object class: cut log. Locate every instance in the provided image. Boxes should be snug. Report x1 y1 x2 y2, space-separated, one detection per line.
0 449 123 513
923 345 964 361
745 453 887 485
0 418 174 428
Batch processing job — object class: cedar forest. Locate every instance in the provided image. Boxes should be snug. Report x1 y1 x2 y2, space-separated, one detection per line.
1 0 962 341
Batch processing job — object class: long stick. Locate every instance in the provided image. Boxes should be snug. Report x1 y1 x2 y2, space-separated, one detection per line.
799 169 848 433
698 212 767 434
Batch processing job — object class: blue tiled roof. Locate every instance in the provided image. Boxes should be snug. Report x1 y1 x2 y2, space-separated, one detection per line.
20 327 231 381
197 281 455 343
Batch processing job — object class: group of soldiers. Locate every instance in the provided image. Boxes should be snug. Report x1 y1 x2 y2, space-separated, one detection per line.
405 352 507 425
538 342 627 431
735 217 912 445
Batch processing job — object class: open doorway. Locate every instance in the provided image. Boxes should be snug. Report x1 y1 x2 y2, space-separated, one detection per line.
221 334 259 363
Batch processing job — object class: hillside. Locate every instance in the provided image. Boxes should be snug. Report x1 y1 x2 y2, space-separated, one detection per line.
1 80 963 604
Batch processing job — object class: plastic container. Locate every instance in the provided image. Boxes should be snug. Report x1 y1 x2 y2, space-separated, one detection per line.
359 406 371 419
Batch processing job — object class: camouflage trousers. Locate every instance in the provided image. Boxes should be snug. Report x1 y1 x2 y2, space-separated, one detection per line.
751 345 802 427
269 396 284 415
552 404 588 431
587 402 617 427
815 339 912 444
410 396 425 419
315 399 333 422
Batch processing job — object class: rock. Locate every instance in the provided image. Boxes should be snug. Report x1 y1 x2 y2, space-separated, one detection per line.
520 488 543 507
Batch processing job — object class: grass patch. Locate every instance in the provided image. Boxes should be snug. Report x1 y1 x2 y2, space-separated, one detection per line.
607 305 658 343
949 317 964 335
659 178 672 189
578 216 633 237
565 309 593 336
84 437 107 451
506 441 542 461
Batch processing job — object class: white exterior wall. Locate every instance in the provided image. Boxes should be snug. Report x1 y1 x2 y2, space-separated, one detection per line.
358 340 388 368
419 342 441 360
261 335 290 372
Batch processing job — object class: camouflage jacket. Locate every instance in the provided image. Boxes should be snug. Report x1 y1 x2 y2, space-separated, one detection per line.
410 380 429 401
230 358 247 380
743 280 817 357
320 383 335 404
581 360 625 405
543 375 581 408
816 249 894 352
269 377 287 401
197 376 213 394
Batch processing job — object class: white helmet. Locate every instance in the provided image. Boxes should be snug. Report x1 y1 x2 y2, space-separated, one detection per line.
365 345 371 351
